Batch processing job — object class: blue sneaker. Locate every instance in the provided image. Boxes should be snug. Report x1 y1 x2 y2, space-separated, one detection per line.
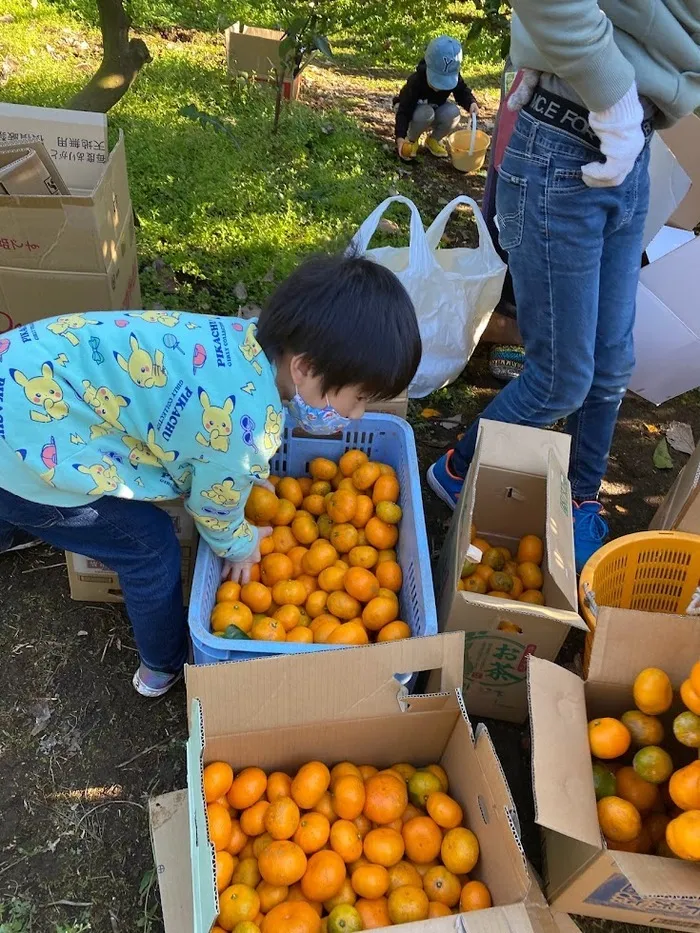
427 450 464 510
573 500 609 574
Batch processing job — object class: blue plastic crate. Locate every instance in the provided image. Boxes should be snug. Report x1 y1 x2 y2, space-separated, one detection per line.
188 413 437 665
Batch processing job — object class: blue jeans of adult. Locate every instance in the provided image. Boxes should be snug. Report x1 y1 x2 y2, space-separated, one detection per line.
0 487 188 673
452 110 651 501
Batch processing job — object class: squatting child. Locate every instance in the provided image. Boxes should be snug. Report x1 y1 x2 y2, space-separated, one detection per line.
0 254 420 696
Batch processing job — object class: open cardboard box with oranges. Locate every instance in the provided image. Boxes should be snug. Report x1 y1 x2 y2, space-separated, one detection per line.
148 632 564 933
528 607 700 930
436 420 584 725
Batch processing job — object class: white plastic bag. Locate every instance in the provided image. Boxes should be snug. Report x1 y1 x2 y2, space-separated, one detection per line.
350 195 506 398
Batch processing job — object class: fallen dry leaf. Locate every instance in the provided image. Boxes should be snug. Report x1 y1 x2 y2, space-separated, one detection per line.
421 407 441 419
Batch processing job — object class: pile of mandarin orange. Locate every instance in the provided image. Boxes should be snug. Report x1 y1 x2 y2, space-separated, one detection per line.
457 528 547 606
589 661 700 863
211 451 411 647
205 758 492 932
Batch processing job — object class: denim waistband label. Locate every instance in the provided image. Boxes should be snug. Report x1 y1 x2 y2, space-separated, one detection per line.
525 88 600 145
524 87 653 147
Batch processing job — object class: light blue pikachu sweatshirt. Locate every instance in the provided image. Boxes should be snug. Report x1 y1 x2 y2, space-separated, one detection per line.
0 311 284 560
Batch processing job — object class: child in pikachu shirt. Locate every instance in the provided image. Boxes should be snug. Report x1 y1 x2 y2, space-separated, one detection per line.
0 254 420 697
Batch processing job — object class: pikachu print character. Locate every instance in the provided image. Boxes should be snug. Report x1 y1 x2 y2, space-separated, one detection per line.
263 405 283 452
73 456 123 495
122 425 178 468
127 310 181 327
201 478 241 509
195 389 235 453
47 314 101 347
194 514 232 532
10 362 70 423
114 334 167 389
82 381 130 439
239 322 264 376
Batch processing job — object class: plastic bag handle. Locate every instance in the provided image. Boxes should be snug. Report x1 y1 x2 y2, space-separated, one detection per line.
424 195 492 252
349 195 434 269
468 111 477 155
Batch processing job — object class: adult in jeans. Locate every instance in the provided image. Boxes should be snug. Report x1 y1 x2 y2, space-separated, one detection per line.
428 0 700 571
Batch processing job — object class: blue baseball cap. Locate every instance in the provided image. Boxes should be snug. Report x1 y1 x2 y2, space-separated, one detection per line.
425 35 463 91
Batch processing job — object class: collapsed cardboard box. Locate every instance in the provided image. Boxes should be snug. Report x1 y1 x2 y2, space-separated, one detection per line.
436 420 583 723
149 632 550 933
630 113 700 405
0 142 69 196
529 608 700 930
224 23 300 100
0 103 141 333
650 437 700 533
66 499 197 604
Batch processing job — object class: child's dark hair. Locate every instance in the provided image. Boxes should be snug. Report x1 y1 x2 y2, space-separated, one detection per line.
256 253 421 400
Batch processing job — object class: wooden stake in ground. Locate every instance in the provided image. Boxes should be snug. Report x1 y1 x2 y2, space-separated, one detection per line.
66 0 151 112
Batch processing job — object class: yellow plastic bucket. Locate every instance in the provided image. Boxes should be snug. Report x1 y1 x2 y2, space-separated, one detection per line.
579 530 700 674
448 115 491 173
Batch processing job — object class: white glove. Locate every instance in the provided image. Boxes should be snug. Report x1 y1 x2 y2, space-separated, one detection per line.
222 526 272 584
507 68 541 112
583 84 645 188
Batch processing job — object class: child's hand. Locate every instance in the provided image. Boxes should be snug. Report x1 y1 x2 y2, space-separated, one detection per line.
469 102 479 116
222 527 273 584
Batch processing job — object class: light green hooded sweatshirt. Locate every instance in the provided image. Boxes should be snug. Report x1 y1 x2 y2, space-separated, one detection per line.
510 0 700 126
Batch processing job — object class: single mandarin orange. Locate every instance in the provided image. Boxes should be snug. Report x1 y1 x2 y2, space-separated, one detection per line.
240 800 270 837
294 811 331 854
228 768 268 811
240 581 272 614
330 819 364 863
292 761 331 809
261 553 294 586
372 474 400 505
277 477 304 508
217 580 241 603
362 597 398 631
375 560 402 593
351 864 390 899
377 621 410 642
365 517 398 550
245 485 280 524
204 762 235 804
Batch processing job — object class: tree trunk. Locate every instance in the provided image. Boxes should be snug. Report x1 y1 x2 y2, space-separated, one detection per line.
66 0 151 113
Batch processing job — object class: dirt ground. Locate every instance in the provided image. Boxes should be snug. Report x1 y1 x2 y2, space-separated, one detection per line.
2 64 699 933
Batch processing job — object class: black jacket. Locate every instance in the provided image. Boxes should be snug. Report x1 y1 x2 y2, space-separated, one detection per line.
394 60 476 139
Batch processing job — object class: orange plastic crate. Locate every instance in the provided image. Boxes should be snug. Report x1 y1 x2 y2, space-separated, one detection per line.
579 531 700 673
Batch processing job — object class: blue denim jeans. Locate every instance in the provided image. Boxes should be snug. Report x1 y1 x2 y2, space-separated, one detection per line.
453 110 651 500
0 488 188 673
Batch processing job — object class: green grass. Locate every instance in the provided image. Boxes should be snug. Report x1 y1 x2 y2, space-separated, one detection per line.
2 0 431 311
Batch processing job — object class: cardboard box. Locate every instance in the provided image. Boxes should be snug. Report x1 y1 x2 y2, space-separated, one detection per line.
642 133 691 250
66 499 198 604
650 437 700 533
366 391 409 419
224 23 300 100
629 231 700 405
150 632 544 933
660 113 700 233
631 114 700 406
436 420 584 723
528 608 700 930
0 104 141 333
0 142 69 196
0 102 108 189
